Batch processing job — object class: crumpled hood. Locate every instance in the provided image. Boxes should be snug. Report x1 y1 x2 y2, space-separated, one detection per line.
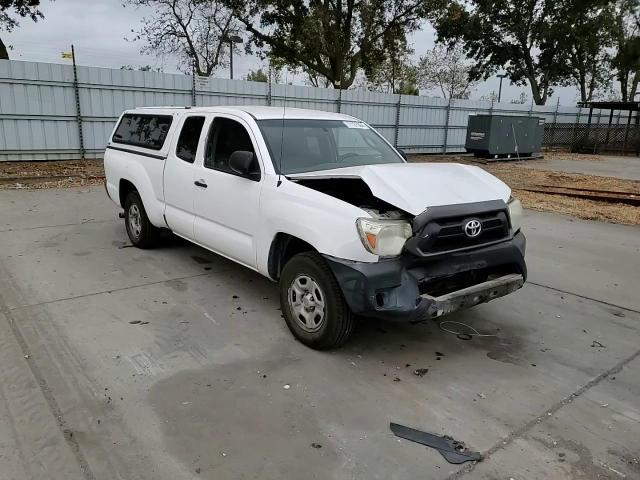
287 163 511 216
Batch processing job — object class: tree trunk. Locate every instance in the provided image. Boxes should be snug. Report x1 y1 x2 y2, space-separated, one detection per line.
527 75 545 105
619 70 630 102
631 71 639 101
530 84 546 105
0 37 9 60
578 71 587 102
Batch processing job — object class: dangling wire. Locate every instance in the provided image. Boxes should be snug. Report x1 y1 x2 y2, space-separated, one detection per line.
438 320 497 341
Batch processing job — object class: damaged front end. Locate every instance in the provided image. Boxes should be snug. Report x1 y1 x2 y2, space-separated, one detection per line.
323 199 527 322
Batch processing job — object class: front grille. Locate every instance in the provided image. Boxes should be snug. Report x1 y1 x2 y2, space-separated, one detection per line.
410 209 510 255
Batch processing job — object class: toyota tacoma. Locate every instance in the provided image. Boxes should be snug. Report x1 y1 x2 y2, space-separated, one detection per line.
103 106 526 349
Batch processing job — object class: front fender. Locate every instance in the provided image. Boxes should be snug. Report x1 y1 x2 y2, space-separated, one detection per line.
256 178 378 275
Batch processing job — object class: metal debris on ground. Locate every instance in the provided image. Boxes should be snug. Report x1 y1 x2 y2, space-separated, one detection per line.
413 368 429 377
390 423 482 464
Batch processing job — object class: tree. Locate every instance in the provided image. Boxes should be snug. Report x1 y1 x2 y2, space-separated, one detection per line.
125 0 241 76
479 91 498 102
0 0 43 59
225 0 443 89
395 78 420 95
510 91 529 104
245 68 268 82
434 0 570 105
363 42 419 94
417 43 478 99
611 0 640 101
550 0 617 102
120 64 164 72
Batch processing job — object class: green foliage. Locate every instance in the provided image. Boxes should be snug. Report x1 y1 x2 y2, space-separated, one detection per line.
510 92 529 104
395 79 420 96
363 44 419 94
0 0 43 59
433 0 640 104
549 0 617 102
245 68 269 82
120 64 163 72
226 0 444 89
434 0 570 105
611 0 640 101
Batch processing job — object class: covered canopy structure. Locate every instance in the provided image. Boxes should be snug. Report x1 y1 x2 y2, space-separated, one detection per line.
575 101 640 155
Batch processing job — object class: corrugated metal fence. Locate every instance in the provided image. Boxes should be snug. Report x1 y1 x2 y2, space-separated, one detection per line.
0 59 631 161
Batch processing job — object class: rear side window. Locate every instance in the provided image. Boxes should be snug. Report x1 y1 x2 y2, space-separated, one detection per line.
176 116 205 163
112 114 173 150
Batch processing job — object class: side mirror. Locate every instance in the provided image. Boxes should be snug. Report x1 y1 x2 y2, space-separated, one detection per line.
229 150 256 176
397 149 408 160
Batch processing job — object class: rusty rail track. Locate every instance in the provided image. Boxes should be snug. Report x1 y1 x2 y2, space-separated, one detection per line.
0 174 104 185
522 184 640 206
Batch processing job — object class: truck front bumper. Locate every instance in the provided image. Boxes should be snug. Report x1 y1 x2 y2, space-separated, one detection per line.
323 231 526 322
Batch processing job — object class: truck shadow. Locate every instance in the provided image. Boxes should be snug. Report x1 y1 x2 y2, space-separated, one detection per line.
163 237 532 368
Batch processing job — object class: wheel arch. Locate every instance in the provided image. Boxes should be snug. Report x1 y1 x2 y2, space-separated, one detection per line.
119 178 137 208
267 233 317 281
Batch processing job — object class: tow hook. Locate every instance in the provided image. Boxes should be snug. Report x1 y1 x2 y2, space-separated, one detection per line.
118 211 125 218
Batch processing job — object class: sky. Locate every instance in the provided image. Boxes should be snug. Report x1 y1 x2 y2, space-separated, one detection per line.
3 0 581 106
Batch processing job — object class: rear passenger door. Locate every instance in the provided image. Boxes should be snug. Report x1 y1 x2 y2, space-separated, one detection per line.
163 114 207 239
193 115 263 269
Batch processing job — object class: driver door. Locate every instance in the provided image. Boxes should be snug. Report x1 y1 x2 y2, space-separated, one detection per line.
192 115 263 269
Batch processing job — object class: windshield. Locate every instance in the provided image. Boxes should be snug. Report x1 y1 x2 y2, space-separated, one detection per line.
257 119 404 174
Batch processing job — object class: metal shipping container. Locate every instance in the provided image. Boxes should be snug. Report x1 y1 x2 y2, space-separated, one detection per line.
465 114 545 157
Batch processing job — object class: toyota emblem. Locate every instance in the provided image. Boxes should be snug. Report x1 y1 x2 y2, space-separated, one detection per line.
464 219 482 238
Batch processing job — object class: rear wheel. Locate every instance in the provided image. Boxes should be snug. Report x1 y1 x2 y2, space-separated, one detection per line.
124 191 159 248
279 252 355 349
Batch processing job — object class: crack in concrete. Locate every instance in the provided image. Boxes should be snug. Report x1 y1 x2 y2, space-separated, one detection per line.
0 219 117 233
446 347 640 479
7 271 212 311
527 281 640 315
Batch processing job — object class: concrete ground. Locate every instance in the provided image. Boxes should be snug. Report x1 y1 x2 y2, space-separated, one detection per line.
525 154 640 181
0 186 639 480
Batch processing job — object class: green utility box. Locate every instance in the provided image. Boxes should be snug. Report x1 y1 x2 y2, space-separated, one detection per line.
465 114 545 158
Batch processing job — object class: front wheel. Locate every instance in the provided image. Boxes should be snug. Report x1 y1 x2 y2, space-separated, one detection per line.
124 191 159 248
279 252 355 349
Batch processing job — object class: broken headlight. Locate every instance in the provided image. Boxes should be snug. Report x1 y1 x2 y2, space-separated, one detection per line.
356 218 412 256
508 196 523 233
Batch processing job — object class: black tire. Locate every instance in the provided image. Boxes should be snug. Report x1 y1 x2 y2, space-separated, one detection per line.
279 252 355 349
123 191 159 248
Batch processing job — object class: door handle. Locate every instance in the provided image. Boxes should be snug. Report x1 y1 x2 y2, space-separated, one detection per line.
194 180 207 188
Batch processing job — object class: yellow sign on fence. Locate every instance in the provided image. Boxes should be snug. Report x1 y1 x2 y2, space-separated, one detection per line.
61 52 73 59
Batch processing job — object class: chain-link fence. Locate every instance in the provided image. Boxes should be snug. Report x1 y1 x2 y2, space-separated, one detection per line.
544 122 640 155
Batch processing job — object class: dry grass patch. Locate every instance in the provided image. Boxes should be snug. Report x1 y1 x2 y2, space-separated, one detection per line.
0 160 104 190
411 154 640 226
2 157 639 225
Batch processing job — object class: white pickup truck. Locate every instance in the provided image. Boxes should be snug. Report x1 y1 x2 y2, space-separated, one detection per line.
104 106 526 349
